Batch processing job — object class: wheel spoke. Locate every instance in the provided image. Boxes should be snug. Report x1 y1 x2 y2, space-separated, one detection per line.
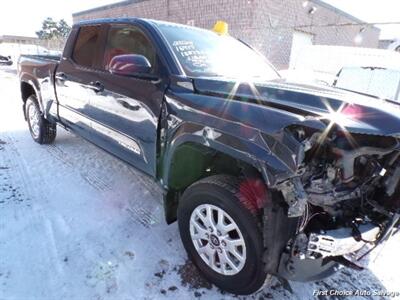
208 249 216 267
197 244 209 255
221 250 239 273
205 205 216 229
190 219 208 240
221 223 236 234
217 208 224 226
194 208 208 226
217 251 227 274
225 238 243 252
230 248 244 261
198 244 215 259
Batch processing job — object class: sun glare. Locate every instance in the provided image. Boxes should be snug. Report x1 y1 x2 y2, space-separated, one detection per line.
316 100 359 147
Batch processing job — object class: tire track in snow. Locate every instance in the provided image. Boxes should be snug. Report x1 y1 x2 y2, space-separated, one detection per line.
46 134 163 228
127 167 162 200
0 147 25 206
126 205 159 228
0 134 35 205
0 133 66 293
46 143 113 192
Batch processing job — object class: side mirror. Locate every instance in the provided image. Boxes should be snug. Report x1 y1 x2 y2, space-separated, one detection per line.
109 54 152 77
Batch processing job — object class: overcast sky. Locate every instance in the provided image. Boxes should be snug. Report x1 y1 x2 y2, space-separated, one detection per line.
0 0 398 39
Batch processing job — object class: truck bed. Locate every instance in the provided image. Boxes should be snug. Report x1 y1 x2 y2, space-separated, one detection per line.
18 52 61 79
19 54 61 62
18 54 60 76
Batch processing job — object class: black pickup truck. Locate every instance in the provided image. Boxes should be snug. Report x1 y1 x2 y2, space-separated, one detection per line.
18 18 400 295
0 55 12 66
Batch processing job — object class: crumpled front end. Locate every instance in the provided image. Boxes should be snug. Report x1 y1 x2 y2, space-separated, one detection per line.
267 124 400 281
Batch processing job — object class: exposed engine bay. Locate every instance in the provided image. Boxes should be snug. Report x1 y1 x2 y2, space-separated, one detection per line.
276 126 400 279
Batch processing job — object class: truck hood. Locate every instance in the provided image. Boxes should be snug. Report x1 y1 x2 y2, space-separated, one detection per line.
193 78 400 137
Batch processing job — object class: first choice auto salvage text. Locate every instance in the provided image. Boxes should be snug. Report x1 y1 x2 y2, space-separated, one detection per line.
313 289 400 297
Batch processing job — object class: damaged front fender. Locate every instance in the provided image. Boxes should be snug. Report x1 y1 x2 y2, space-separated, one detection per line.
160 89 327 188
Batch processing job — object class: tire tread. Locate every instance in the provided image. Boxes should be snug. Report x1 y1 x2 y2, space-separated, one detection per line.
190 175 258 215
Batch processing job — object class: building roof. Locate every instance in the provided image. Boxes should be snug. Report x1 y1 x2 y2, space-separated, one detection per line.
0 35 39 42
73 0 372 29
311 0 365 24
73 0 147 17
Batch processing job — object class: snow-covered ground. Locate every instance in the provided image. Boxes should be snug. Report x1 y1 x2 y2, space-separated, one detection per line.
0 66 399 300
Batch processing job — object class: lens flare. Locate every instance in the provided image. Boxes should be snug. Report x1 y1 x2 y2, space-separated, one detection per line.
316 100 359 148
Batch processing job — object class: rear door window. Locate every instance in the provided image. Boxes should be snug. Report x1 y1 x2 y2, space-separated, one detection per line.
103 25 156 71
72 25 101 68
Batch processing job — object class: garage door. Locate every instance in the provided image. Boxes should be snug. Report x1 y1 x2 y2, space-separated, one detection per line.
289 31 314 68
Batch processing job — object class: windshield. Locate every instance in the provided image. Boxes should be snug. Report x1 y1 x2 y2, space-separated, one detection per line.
156 22 280 80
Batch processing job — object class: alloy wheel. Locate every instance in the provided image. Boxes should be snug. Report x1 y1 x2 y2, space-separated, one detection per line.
28 104 40 138
189 204 246 276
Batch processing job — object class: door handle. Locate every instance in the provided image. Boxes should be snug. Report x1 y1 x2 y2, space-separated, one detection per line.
55 72 67 81
88 81 104 93
117 100 140 111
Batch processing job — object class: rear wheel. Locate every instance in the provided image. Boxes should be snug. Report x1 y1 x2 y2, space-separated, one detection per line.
25 95 56 144
177 175 268 295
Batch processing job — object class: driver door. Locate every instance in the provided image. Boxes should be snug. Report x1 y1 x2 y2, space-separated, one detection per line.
86 23 165 176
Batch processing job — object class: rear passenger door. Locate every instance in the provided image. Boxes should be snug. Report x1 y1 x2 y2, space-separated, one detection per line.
55 24 105 140
86 23 165 176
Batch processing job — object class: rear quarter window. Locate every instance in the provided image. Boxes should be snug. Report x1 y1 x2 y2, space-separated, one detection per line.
72 25 101 68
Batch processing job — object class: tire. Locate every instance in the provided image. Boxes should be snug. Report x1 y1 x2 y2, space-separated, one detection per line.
25 95 56 144
177 175 268 295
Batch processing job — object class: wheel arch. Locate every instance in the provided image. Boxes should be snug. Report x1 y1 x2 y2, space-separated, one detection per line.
160 128 273 224
20 77 43 118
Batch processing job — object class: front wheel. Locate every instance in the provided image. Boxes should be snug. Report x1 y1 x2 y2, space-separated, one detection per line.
25 95 56 144
177 175 268 295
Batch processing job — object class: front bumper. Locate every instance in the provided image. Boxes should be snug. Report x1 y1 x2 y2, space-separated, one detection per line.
277 223 381 282
307 224 380 258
